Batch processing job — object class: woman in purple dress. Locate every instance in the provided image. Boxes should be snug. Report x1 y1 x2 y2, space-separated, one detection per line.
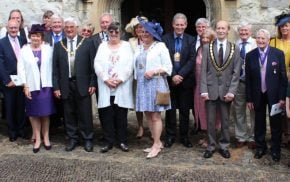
18 24 55 153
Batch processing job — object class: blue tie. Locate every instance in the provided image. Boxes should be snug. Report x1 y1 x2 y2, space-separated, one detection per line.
175 36 182 52
240 42 247 77
53 34 60 44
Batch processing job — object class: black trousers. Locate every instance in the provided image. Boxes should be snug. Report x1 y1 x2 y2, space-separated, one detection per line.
165 87 193 140
98 96 128 145
62 80 94 141
255 92 282 153
2 86 26 138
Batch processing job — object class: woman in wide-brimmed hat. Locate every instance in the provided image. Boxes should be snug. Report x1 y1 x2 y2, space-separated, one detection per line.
134 17 172 159
271 12 290 147
18 24 55 153
125 16 148 139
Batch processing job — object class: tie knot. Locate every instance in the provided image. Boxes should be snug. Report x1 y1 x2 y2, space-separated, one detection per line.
220 43 223 47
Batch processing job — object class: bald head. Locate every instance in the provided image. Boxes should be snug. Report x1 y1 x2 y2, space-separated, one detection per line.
215 20 230 41
7 19 20 38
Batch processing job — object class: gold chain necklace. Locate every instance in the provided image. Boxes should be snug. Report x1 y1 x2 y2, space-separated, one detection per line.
209 41 235 76
60 37 85 57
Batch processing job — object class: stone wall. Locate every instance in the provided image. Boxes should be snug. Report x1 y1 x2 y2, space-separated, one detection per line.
0 0 89 28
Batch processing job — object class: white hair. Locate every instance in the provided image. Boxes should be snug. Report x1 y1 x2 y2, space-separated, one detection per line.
99 12 113 21
64 17 78 26
237 22 252 31
256 29 271 39
50 14 63 22
195 18 210 27
173 13 187 24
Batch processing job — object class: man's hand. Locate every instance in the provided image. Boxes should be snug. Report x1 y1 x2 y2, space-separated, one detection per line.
88 87 96 95
224 93 234 102
279 100 285 109
172 75 183 85
54 90 61 99
6 81 15 88
247 102 254 110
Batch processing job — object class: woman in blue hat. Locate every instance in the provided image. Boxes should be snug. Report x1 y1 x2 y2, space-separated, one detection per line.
271 12 290 147
134 17 172 158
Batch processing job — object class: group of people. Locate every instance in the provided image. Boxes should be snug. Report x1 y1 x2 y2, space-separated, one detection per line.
0 9 289 164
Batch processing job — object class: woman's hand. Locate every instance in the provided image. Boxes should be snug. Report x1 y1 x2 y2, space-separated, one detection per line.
24 87 32 100
144 70 155 79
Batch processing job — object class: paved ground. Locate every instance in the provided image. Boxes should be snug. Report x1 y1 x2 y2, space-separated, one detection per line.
0 111 289 181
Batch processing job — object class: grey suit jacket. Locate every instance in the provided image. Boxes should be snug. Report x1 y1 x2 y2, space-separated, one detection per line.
200 40 242 101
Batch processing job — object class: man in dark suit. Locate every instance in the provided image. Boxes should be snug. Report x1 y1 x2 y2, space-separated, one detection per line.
0 20 27 141
91 12 113 54
246 29 287 162
44 14 65 47
53 17 97 152
200 20 242 159
162 13 196 148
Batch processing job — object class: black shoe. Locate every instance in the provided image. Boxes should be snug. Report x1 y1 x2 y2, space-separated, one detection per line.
203 150 214 158
33 147 40 153
9 137 17 142
180 138 193 148
254 150 266 159
119 143 129 152
84 140 93 152
65 140 78 152
100 144 113 153
44 144 52 150
271 152 281 162
164 138 175 148
219 149 231 158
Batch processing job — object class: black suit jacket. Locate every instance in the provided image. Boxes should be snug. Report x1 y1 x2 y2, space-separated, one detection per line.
52 35 97 99
162 32 196 88
0 35 27 85
245 46 287 109
90 32 102 57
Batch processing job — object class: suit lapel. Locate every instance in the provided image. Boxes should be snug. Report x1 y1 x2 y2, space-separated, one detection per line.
169 33 175 54
266 47 273 79
213 40 219 63
5 37 17 61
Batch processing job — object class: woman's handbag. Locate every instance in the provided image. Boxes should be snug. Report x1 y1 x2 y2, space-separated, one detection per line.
155 75 170 105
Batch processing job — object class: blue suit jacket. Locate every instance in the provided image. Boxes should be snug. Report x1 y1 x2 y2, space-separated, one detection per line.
0 35 27 85
245 46 287 108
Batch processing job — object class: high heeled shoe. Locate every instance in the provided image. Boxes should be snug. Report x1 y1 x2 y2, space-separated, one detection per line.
44 144 52 150
33 146 40 153
143 143 164 153
146 148 161 159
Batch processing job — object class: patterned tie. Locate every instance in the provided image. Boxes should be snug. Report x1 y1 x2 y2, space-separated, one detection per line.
218 43 223 66
12 38 20 60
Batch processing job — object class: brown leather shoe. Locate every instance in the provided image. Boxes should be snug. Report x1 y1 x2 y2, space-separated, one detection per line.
247 141 256 149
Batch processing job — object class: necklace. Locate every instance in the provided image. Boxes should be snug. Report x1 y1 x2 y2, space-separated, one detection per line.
60 37 85 57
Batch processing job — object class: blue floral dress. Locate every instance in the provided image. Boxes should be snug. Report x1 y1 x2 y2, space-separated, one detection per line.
135 51 171 112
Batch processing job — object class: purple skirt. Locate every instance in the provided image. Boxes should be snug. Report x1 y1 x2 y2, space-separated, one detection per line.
25 87 56 117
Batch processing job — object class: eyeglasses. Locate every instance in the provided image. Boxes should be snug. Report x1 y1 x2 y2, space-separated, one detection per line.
82 29 92 33
108 30 120 34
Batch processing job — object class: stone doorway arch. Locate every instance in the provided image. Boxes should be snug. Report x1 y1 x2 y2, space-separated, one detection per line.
88 0 221 32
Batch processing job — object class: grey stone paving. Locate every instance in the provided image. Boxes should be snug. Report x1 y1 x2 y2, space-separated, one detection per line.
0 111 289 181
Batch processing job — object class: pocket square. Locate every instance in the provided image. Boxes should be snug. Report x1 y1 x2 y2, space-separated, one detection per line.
272 62 277 66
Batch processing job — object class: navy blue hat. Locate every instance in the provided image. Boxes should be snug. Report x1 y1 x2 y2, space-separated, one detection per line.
29 24 45 34
275 12 290 26
137 16 163 41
